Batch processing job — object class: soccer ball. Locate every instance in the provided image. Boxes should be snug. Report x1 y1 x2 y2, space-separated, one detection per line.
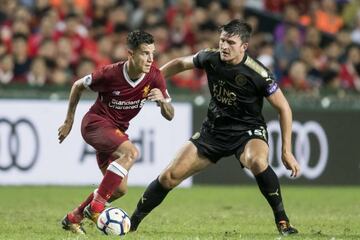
97 207 131 236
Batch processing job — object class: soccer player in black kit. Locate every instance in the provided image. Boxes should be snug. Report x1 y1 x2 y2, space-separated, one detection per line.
130 20 300 236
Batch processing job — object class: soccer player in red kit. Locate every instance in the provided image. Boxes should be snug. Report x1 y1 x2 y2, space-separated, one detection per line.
58 30 174 234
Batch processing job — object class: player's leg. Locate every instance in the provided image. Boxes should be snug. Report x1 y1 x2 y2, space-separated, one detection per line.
85 140 138 222
239 139 298 235
99 159 129 203
130 141 213 231
63 159 128 231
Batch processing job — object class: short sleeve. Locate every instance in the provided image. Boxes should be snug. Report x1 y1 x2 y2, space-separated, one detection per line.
193 49 212 69
88 66 108 92
260 72 279 97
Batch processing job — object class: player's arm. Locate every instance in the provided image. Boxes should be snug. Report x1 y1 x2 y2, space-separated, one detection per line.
160 55 195 79
58 77 87 143
266 89 300 177
147 88 174 121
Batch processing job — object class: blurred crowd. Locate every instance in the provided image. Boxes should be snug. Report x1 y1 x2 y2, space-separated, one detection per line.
0 0 360 95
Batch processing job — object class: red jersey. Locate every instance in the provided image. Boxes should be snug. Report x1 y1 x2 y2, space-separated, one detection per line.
83 61 170 131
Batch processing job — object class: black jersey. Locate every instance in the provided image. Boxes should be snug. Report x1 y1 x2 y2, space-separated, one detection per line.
193 49 278 132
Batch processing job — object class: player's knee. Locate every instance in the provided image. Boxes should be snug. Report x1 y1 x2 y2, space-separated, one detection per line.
159 170 181 189
126 148 139 161
112 185 128 199
247 155 268 175
114 147 139 166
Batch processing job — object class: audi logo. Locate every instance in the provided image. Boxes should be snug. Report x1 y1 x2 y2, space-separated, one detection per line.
0 118 39 171
245 120 329 179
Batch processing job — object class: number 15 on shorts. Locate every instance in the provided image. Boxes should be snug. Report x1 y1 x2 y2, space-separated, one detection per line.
247 127 267 141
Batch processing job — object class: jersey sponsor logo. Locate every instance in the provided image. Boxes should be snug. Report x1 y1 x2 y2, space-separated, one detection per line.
244 56 268 78
0 118 39 171
212 80 237 106
108 98 146 110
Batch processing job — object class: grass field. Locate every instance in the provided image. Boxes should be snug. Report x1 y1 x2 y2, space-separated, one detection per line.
0 185 359 240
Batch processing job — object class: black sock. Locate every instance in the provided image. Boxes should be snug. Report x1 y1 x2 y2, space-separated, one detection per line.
130 177 171 230
255 166 289 223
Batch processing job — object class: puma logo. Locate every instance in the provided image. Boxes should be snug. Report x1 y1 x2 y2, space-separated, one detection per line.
268 189 279 197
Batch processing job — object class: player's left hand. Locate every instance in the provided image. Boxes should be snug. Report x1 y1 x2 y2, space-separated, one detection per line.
147 88 165 103
281 152 300 177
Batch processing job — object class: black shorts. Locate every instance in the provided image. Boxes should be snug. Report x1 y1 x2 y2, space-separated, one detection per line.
189 124 268 163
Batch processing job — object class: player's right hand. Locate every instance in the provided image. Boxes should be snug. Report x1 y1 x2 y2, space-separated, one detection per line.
58 121 73 143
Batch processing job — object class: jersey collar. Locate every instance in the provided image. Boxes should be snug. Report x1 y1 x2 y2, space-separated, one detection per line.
123 61 146 88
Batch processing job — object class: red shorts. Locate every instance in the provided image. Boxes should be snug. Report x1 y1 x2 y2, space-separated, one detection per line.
81 112 129 170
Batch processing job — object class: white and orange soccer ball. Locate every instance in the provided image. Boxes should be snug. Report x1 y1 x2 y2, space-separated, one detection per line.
97 207 131 236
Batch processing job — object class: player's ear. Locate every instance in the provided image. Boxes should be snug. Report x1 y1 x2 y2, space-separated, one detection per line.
127 48 134 57
242 42 249 51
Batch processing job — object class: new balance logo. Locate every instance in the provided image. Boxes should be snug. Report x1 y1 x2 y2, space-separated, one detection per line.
141 196 147 204
268 189 279 197
112 90 121 96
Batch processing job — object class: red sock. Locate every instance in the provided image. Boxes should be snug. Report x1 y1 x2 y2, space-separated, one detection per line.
78 192 94 213
90 162 128 213
68 192 94 223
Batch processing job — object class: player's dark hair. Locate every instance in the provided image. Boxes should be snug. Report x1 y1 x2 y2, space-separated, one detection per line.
219 19 252 43
127 30 154 50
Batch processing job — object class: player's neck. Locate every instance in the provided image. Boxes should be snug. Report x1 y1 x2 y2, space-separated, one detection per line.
126 61 143 80
224 52 246 65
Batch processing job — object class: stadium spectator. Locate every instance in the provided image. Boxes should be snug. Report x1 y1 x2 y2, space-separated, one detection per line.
274 26 301 80
0 0 359 96
314 0 344 35
0 53 14 84
27 56 48 86
351 11 360 45
257 41 275 71
299 44 324 87
273 5 301 42
28 16 57 57
12 33 31 83
75 57 95 80
339 45 360 91
281 61 313 92
322 69 341 92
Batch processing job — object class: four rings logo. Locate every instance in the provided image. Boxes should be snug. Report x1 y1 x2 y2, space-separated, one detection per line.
267 120 328 179
245 120 328 179
0 118 39 171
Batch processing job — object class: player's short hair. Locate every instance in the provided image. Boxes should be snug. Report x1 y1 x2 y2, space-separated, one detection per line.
127 30 154 50
219 19 252 43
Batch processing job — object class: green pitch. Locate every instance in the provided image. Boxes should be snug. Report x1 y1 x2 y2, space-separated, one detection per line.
0 185 359 240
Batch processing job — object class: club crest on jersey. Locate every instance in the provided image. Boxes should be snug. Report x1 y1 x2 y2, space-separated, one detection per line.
112 90 121 96
142 84 151 97
235 74 247 86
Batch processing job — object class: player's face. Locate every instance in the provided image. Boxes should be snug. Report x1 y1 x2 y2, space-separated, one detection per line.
219 31 248 64
130 43 155 73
